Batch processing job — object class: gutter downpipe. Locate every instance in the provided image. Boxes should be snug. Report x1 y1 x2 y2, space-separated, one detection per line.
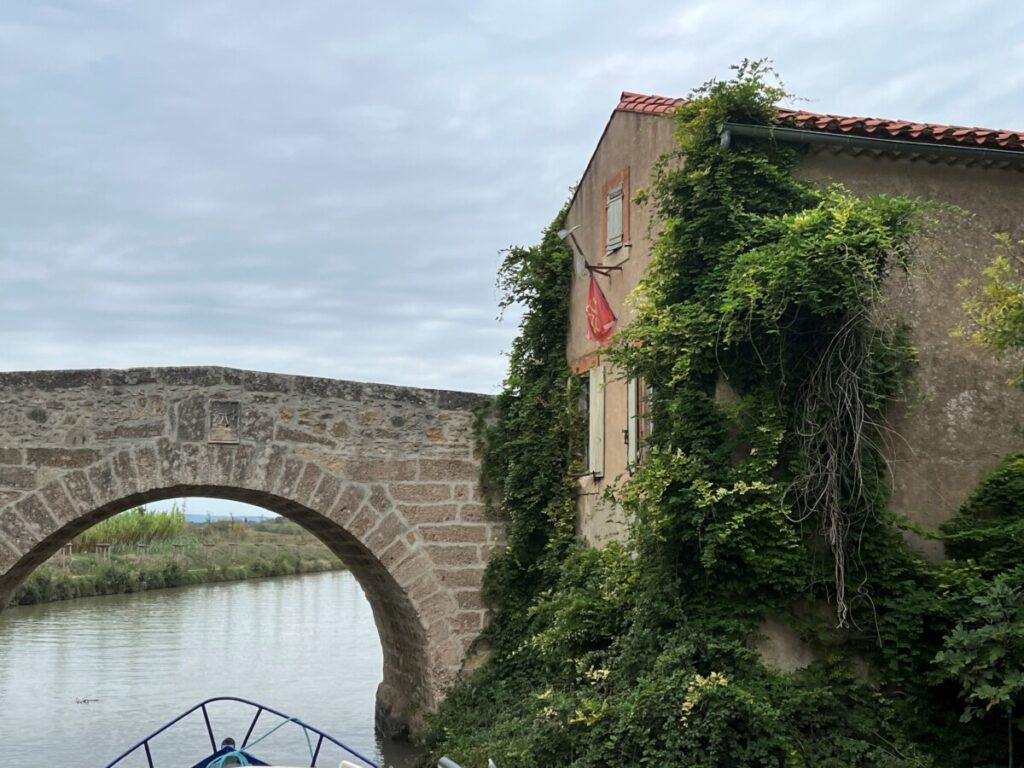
720 122 1024 167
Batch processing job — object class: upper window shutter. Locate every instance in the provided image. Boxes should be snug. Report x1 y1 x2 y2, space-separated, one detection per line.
627 376 638 467
606 185 623 253
589 365 605 477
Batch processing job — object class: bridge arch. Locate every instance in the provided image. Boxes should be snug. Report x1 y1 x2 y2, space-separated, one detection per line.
0 367 501 736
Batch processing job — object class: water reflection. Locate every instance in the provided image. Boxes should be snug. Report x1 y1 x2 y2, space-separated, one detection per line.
0 571 419 767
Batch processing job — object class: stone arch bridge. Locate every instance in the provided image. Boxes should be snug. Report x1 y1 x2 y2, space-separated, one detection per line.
0 366 502 735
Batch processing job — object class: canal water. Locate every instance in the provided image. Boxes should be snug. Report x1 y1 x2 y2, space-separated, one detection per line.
0 570 421 767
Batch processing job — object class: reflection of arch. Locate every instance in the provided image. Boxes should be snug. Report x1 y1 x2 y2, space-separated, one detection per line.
0 368 502 736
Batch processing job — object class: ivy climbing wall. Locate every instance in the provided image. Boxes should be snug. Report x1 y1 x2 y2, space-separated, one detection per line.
565 99 1024 553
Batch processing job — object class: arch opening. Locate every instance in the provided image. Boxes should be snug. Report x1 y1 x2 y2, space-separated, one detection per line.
0 483 434 738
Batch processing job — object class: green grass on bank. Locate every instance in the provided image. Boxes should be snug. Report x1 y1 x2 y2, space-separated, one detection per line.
9 510 346 606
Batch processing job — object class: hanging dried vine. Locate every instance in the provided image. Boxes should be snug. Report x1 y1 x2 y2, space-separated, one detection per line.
788 309 877 626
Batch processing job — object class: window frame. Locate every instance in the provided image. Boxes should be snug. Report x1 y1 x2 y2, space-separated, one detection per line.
571 364 606 478
588 365 605 478
602 168 630 257
627 376 652 472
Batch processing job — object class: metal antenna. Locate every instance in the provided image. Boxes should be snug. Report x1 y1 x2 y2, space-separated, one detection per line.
558 226 590 275
558 225 626 278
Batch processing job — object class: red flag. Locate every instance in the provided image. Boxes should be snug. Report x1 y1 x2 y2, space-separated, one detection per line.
586 276 617 345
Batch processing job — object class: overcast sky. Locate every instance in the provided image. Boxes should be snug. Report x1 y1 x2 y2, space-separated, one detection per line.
3 1 1022 398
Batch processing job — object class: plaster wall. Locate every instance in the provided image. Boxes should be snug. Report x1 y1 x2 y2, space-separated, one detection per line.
565 111 676 545
797 151 1024 556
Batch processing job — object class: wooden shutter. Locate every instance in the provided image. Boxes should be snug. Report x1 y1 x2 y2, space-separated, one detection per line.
588 365 605 477
627 376 638 468
606 185 623 253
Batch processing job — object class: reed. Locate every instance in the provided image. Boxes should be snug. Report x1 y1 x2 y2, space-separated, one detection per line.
74 506 188 551
9 514 346 606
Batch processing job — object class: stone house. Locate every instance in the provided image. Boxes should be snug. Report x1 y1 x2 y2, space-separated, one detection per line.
566 91 1024 555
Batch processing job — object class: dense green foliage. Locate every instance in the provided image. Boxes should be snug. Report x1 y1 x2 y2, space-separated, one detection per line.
421 63 1024 767
474 209 579 611
73 506 187 550
942 453 1024 568
934 453 1024 760
935 576 1024 724
958 233 1024 387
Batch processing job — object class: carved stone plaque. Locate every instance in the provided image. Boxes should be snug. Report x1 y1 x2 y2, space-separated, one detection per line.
208 400 240 444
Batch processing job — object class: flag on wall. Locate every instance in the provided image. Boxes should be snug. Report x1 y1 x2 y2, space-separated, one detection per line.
586 276 617 345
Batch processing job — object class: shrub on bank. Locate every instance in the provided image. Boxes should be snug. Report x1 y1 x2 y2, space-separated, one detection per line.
9 554 344 606
8 509 348 607
74 506 188 551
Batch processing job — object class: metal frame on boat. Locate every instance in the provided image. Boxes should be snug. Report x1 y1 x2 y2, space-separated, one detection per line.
102 695 381 768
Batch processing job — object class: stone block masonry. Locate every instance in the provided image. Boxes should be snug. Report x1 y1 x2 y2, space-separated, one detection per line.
0 366 504 738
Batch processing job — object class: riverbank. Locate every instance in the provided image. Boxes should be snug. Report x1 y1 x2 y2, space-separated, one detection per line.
9 516 345 606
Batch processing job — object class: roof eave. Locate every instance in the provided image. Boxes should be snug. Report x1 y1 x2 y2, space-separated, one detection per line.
722 122 1024 169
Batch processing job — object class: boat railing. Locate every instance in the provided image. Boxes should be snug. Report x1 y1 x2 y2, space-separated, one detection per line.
103 695 380 768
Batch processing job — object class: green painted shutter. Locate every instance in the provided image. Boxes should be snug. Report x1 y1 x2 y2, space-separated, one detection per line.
606 186 623 252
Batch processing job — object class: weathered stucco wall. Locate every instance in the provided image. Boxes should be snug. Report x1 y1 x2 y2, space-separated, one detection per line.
566 111 1024 550
0 366 503 736
565 110 677 545
798 150 1024 556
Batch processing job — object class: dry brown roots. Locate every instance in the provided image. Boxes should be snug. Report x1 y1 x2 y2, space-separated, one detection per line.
786 309 889 628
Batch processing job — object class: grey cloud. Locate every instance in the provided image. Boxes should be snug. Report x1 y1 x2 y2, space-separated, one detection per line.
2 1 1021 393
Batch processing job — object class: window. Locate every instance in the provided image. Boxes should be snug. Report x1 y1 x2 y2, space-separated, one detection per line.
627 376 652 470
574 365 606 477
576 372 590 472
602 168 629 256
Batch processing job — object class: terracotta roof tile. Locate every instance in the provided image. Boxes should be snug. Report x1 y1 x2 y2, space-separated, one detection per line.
615 91 1024 152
